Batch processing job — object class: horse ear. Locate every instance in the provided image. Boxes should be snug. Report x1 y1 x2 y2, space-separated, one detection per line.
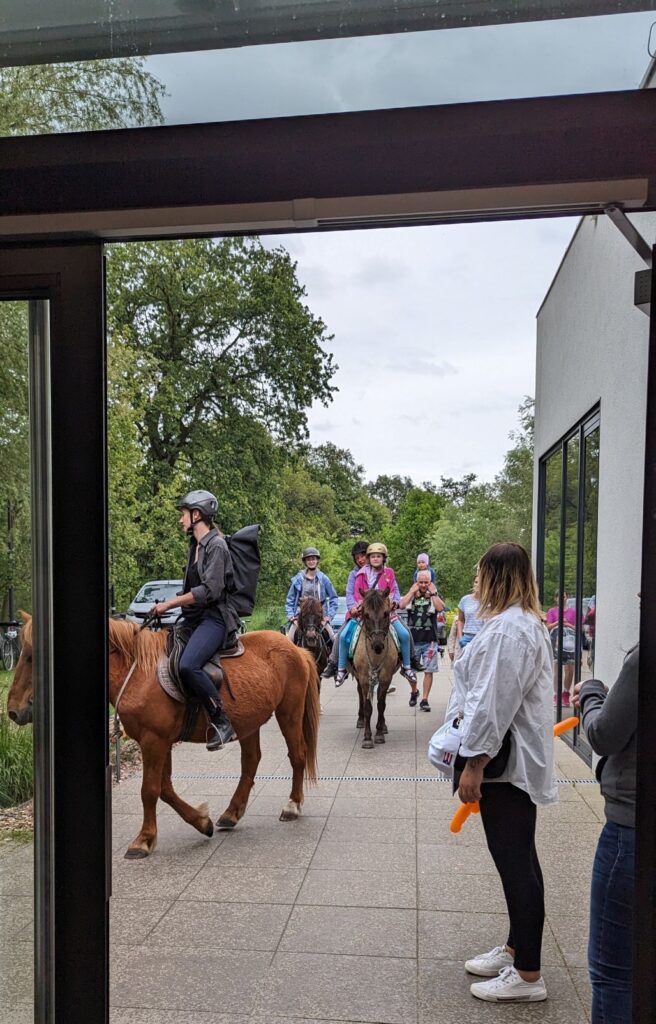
19 609 31 622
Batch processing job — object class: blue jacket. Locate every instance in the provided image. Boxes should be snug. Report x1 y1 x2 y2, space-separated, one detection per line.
285 569 338 619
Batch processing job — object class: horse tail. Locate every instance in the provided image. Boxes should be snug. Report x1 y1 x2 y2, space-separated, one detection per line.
299 648 320 784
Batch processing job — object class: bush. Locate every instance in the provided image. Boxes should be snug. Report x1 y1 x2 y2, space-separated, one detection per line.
244 605 285 632
0 714 33 808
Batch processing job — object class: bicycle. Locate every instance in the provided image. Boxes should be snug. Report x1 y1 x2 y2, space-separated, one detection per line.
0 621 21 672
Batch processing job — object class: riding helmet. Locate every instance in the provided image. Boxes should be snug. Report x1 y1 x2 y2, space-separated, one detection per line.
367 542 388 557
177 490 219 521
302 546 321 561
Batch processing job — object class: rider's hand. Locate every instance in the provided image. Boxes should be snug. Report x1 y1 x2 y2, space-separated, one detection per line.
152 602 169 616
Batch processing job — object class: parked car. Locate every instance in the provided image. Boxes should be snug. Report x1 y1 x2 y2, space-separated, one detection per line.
331 595 348 629
126 580 183 626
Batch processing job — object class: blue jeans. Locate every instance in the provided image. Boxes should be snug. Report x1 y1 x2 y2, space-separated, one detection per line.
179 614 226 711
338 618 411 669
391 619 411 666
338 619 357 669
588 821 635 1024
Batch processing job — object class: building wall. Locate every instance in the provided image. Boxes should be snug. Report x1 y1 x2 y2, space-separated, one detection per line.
533 211 655 686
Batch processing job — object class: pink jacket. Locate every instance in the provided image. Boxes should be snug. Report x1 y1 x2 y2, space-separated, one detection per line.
350 566 401 620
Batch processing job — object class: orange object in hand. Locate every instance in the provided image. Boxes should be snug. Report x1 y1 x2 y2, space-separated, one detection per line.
450 801 480 833
553 716 579 737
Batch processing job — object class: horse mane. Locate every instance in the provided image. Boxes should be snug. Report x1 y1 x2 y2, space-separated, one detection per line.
20 615 32 646
108 619 168 677
298 596 324 618
361 587 390 613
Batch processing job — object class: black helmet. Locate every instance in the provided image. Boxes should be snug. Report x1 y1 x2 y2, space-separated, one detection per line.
351 540 369 558
302 546 321 561
177 490 218 522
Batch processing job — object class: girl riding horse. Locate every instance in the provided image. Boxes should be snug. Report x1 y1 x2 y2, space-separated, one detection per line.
334 542 417 687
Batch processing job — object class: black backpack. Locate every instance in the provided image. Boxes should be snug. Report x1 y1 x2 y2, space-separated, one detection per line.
225 525 261 617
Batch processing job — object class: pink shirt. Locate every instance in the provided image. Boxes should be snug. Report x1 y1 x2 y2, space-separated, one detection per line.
546 606 577 628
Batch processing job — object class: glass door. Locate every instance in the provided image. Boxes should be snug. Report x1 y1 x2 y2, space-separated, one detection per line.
0 245 108 1024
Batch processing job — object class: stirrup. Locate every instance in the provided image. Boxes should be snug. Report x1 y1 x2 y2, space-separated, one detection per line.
206 717 235 751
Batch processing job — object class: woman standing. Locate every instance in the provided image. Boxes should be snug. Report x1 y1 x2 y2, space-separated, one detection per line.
573 645 638 1024
151 490 239 751
456 576 485 655
448 542 556 1003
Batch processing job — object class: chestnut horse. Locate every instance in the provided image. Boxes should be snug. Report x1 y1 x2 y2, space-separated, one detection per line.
7 614 320 859
352 587 399 749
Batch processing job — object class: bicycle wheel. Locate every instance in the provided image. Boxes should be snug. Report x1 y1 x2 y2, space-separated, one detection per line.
2 637 17 672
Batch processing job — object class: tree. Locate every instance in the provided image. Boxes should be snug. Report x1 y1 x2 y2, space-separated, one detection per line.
0 59 165 136
438 473 477 506
384 487 446 592
106 238 336 494
366 474 414 521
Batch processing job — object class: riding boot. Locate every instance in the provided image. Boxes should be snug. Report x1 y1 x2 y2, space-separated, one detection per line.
205 697 235 751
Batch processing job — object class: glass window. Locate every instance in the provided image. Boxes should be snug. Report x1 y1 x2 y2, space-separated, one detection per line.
1 9 655 136
538 409 600 762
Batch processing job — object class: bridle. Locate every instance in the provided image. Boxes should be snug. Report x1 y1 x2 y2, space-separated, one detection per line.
361 615 392 700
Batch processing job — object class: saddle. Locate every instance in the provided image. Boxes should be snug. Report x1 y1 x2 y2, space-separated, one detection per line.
349 623 401 661
157 624 245 706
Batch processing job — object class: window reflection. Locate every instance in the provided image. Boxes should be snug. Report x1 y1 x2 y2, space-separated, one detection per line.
581 427 599 679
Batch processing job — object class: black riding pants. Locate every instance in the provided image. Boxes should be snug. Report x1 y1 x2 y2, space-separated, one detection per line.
178 614 226 713
479 782 545 972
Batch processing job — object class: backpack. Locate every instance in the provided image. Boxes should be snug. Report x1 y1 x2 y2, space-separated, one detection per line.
225 525 261 617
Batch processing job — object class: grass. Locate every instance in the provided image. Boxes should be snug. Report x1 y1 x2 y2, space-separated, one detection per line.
0 711 33 809
244 605 286 632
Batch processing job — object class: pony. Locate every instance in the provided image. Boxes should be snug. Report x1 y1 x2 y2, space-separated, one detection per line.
7 613 320 859
294 596 330 677
352 587 399 749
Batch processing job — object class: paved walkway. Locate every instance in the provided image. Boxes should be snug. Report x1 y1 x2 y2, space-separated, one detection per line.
2 658 602 1023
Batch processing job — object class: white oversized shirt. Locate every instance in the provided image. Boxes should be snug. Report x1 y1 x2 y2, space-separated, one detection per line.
446 604 558 806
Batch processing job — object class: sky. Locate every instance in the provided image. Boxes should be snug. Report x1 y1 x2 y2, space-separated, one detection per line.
263 219 576 485
142 11 655 486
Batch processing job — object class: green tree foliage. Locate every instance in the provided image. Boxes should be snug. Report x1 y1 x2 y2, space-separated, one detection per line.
427 400 535 605
367 474 414 521
0 59 165 136
384 488 446 592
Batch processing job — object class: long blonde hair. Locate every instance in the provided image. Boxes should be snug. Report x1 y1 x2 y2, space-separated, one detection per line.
476 542 543 621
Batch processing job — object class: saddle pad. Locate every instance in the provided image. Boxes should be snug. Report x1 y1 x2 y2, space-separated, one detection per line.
157 654 185 704
348 624 401 659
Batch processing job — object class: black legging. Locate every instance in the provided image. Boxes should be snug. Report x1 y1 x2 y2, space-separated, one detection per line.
178 615 226 712
479 782 545 972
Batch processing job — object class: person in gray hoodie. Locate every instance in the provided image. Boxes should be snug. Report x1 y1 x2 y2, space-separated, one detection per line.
573 644 638 1024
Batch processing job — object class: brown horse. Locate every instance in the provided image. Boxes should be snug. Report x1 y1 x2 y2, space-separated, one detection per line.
352 587 399 749
7 613 320 858
295 596 330 677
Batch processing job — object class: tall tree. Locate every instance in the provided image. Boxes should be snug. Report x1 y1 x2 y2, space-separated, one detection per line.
384 487 446 591
106 238 336 493
367 474 414 521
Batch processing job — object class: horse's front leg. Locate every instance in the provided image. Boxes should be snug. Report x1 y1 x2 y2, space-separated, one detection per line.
159 750 214 838
356 683 365 730
217 732 261 830
361 683 374 749
375 687 387 743
125 731 168 859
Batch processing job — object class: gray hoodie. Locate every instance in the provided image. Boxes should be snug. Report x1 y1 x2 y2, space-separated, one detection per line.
579 645 638 828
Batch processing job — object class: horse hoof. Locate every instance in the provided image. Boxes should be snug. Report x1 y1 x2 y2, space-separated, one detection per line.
374 734 385 744
362 739 374 749
279 799 300 821
201 818 214 837
382 724 389 734
124 846 149 860
216 816 237 831
356 717 364 729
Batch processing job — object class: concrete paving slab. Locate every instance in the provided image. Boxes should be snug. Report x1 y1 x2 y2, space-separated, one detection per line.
148 900 291 952
418 912 565 967
110 1012 250 1024
255 951 417 1023
0 894 33 942
320 815 416 846
297 867 417 909
418 868 507 914
279 905 417 958
181 865 307 905
310 839 414 873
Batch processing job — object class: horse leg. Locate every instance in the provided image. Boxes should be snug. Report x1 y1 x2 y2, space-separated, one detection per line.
356 683 365 730
125 731 168 859
375 688 387 743
361 684 374 749
216 732 261 830
275 705 307 821
159 750 214 838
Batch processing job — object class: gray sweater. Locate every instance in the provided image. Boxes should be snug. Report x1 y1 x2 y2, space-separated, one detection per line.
579 645 638 828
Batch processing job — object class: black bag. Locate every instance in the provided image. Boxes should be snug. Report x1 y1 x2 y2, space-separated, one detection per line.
225 524 261 617
453 730 512 790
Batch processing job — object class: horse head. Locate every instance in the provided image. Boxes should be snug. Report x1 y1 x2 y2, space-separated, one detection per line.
361 586 391 654
6 611 34 726
297 597 324 650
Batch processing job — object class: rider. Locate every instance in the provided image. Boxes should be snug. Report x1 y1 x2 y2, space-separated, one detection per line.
285 547 338 643
151 490 238 751
334 542 417 688
322 540 369 679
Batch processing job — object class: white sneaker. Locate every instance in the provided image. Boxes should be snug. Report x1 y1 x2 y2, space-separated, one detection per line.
470 966 547 1002
465 945 514 977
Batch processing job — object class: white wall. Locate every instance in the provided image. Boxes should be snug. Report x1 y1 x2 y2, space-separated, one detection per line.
533 212 654 686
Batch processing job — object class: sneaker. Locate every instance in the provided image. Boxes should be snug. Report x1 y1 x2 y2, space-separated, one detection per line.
470 966 547 1003
562 691 571 707
465 945 514 977
409 689 419 707
321 661 337 679
419 699 431 712
335 669 348 688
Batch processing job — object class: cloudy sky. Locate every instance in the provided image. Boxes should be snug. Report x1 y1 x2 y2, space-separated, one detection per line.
144 11 654 486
